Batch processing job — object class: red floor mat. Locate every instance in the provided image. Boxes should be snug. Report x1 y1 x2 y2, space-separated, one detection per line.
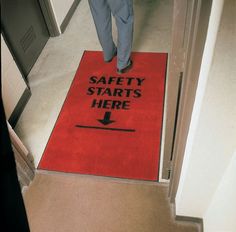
38 51 167 181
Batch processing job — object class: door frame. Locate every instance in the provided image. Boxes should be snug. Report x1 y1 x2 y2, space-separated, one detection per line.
161 0 194 180
38 0 60 37
163 0 213 201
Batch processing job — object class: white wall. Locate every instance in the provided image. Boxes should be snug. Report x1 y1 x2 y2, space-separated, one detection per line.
50 0 74 27
175 0 236 230
1 35 28 119
204 150 236 232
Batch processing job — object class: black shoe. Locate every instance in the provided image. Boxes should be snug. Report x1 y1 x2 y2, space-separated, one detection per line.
105 50 117 63
117 60 133 74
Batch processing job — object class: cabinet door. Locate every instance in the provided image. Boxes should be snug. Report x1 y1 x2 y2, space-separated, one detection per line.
1 0 49 78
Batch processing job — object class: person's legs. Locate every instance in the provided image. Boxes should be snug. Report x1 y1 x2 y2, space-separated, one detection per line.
88 0 117 61
107 0 134 70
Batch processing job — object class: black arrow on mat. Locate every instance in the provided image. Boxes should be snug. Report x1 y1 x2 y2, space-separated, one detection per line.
97 111 115 126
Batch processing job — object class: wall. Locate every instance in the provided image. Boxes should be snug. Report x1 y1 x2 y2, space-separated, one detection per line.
204 150 236 231
1 35 28 119
175 0 236 230
50 0 74 27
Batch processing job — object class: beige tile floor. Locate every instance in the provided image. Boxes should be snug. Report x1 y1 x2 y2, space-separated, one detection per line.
15 0 173 166
16 0 199 231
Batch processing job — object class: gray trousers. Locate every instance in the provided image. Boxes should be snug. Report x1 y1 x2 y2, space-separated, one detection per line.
88 0 134 69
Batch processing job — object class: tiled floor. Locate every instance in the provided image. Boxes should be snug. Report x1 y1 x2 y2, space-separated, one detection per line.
16 0 199 231
15 0 173 166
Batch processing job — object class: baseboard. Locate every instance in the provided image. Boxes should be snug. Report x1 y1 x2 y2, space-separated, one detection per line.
9 87 31 128
173 202 204 232
176 215 204 232
60 0 81 33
